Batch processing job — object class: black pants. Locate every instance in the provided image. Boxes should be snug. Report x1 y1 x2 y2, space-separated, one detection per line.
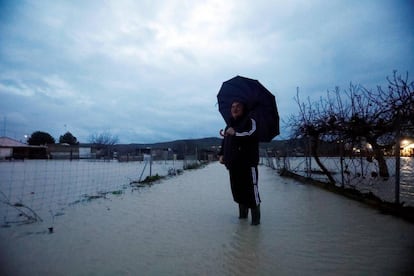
229 166 260 208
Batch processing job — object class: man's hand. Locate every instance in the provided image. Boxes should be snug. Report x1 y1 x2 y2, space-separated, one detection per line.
226 127 235 136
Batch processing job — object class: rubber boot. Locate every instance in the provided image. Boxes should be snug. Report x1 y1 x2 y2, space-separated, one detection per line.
251 205 261 225
238 204 248 219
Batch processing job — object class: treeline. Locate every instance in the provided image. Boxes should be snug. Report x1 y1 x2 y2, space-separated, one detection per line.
26 131 118 147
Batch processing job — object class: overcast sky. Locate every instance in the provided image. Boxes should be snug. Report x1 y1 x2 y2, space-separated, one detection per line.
1 0 413 143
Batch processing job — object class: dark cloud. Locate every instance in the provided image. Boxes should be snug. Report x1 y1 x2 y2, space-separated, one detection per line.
1 0 413 143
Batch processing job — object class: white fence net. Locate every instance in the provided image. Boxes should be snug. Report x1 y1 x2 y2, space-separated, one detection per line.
262 156 414 207
0 159 189 226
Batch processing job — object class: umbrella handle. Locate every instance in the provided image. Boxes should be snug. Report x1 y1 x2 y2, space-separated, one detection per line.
219 129 225 137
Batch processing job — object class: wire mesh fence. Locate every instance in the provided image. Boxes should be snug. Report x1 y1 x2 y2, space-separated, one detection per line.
261 148 414 207
0 159 194 227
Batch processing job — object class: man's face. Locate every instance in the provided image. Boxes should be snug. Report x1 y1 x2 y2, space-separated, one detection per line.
231 102 244 119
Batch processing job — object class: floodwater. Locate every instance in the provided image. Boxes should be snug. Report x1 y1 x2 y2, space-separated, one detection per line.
0 159 186 224
1 162 414 275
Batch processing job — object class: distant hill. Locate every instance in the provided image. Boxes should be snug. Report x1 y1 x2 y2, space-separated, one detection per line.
84 136 344 159
110 137 224 159
121 137 222 150
110 137 300 158
83 136 341 159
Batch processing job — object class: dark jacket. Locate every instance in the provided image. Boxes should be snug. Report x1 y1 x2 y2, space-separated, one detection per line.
219 115 259 169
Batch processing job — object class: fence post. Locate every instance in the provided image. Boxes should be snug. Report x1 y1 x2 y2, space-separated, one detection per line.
340 140 344 188
149 148 152 177
395 122 401 205
306 137 311 178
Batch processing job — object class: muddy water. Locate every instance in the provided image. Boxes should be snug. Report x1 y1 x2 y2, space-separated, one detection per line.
1 163 413 275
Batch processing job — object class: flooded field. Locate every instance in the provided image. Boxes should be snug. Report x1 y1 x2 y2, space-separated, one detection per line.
0 159 186 225
1 162 413 275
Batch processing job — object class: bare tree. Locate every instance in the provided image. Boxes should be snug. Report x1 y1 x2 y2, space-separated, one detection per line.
290 89 338 183
89 131 119 158
346 71 414 177
290 71 413 182
365 71 414 135
89 131 119 146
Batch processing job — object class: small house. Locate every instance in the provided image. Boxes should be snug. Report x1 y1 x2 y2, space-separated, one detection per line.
0 137 47 159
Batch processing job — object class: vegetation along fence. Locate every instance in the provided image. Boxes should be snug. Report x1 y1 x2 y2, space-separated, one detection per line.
261 71 414 215
261 137 414 208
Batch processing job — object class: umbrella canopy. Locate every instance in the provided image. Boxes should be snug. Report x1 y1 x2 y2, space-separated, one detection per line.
217 76 279 142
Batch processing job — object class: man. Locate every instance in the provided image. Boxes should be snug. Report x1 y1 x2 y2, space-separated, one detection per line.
218 101 261 225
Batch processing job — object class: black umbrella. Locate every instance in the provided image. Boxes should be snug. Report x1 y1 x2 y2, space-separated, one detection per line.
217 76 279 142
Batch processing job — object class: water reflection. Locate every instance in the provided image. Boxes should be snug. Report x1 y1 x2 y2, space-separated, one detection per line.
401 157 414 198
223 224 262 275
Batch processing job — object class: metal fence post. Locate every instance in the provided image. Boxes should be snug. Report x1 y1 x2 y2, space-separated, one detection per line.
395 124 400 205
340 139 344 188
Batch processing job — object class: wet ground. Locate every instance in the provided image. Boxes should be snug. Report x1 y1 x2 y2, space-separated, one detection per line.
1 162 413 275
